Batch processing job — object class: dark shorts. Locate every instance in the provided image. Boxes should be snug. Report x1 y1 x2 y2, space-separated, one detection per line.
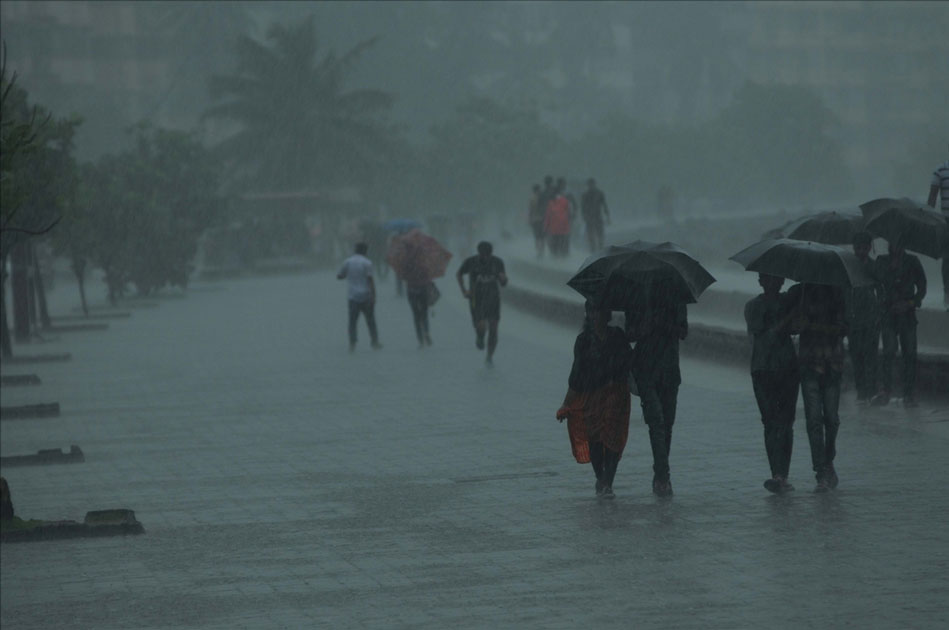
530 221 544 239
470 291 501 323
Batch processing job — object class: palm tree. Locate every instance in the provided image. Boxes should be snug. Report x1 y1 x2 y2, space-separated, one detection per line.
204 16 396 192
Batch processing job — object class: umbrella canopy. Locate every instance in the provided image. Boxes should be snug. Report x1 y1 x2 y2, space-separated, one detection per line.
774 210 865 244
567 240 716 309
383 218 423 234
859 197 948 258
729 238 875 287
385 229 452 283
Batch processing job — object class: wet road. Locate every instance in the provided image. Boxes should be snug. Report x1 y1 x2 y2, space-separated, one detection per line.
2 270 947 629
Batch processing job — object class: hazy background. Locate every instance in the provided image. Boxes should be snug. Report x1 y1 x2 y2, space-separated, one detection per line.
3 1 947 217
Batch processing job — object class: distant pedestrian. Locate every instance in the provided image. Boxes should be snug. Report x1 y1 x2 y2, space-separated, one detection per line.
789 283 847 492
557 302 633 499
528 183 546 258
874 237 926 407
846 231 882 404
337 242 381 352
927 153 949 307
456 241 508 365
627 294 687 497
581 178 611 252
744 274 799 494
544 180 571 258
401 248 435 348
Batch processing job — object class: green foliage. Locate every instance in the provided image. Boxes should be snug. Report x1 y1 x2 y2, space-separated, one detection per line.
1 58 80 252
705 81 851 205
565 81 852 214
205 15 397 192
425 96 565 214
72 123 223 298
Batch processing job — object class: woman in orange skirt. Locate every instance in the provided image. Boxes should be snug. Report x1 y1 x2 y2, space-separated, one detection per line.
557 303 633 498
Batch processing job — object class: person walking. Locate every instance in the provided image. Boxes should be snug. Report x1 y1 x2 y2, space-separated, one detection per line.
744 274 799 494
874 237 927 407
528 183 546 259
581 178 611 253
557 302 633 499
846 232 882 404
456 241 508 365
627 293 687 497
789 283 847 492
401 246 435 348
544 180 571 258
337 242 381 352
927 153 949 307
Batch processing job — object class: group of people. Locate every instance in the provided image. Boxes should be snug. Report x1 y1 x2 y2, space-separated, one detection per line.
747 231 929 495
557 294 687 498
337 240 508 364
335 157 947 501
555 228 932 501
528 176 611 258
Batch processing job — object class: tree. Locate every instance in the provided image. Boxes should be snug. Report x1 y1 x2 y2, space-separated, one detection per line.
76 123 223 302
425 96 565 216
204 15 397 192
1 45 80 354
704 81 852 207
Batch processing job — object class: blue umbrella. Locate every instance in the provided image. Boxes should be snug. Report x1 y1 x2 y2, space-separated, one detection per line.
383 218 422 234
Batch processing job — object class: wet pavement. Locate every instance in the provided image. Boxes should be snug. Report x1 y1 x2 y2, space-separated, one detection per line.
2 270 948 629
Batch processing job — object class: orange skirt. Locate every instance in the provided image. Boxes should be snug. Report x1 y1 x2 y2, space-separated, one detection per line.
563 381 631 464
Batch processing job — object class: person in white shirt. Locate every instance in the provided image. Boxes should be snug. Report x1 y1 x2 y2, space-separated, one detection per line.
337 242 381 351
927 154 949 306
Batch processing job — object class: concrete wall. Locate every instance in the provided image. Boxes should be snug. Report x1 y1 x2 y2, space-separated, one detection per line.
505 284 949 403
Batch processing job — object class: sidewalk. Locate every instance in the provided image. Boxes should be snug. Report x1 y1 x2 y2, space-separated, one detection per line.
2 270 947 629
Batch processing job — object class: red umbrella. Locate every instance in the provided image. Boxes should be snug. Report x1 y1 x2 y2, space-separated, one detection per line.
386 229 453 284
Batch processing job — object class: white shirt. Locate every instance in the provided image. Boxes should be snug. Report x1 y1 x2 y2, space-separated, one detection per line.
338 254 374 302
932 160 949 214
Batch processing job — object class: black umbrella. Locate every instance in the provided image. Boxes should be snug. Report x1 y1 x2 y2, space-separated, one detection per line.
860 197 948 258
729 238 875 287
777 210 865 244
567 241 716 309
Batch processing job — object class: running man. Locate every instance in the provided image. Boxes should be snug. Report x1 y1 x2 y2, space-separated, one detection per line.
456 241 508 365
337 242 382 352
581 178 611 252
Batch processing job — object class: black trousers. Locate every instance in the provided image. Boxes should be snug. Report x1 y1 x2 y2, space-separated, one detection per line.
407 289 429 343
880 314 917 399
801 368 841 475
848 325 879 400
639 374 679 481
752 369 799 478
347 299 379 346
589 441 620 488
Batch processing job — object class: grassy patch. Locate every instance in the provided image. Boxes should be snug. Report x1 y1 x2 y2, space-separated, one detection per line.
0 517 46 533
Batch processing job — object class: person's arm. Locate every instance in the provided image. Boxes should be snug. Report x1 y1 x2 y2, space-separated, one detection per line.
929 185 940 208
497 259 508 287
912 257 927 308
744 299 763 336
558 335 586 420
456 264 470 298
336 261 347 280
601 194 610 223
367 275 376 303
